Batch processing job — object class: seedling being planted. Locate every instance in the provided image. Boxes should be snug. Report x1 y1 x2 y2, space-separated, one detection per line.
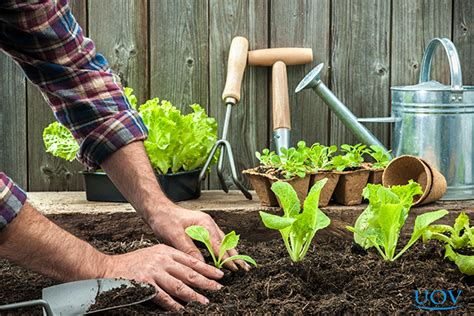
259 179 331 262
185 226 257 269
347 181 448 261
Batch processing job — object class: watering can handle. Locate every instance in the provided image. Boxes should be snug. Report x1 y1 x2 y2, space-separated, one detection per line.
419 37 463 92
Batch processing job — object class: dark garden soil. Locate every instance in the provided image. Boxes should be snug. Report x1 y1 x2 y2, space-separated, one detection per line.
88 280 156 312
0 228 472 316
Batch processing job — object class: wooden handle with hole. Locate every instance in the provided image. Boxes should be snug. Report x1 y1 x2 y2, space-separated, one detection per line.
272 61 291 130
222 37 249 103
248 48 313 66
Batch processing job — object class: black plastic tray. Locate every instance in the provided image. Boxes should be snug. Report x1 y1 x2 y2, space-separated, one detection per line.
82 169 201 203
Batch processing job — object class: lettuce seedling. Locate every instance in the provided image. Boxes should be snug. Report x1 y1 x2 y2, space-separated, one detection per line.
368 145 391 169
185 226 257 269
305 143 338 172
328 143 368 171
259 179 331 262
347 181 448 261
255 148 279 168
277 145 307 179
423 212 474 275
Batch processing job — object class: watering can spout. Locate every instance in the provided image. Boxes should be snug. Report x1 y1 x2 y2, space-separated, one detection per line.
296 63 390 155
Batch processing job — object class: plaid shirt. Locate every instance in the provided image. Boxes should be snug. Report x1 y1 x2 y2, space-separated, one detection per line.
0 0 148 229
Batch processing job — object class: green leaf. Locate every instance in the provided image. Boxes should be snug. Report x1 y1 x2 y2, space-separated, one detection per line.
220 255 257 268
259 212 296 230
271 181 301 217
219 231 240 261
445 245 474 275
124 87 138 110
43 122 79 162
185 225 216 264
395 209 449 260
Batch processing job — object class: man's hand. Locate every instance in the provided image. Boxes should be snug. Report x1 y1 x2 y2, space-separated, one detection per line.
103 244 224 311
101 142 249 271
147 205 249 271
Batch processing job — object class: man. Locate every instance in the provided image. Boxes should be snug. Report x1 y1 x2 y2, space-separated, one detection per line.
0 0 246 311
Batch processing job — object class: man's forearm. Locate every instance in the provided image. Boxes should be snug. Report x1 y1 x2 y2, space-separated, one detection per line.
101 141 173 223
0 203 108 282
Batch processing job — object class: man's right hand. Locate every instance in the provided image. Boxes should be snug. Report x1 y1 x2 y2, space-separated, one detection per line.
102 244 224 311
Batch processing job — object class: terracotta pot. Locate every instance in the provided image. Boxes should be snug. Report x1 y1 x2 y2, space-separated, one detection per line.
333 168 370 206
382 155 447 206
242 168 278 206
309 171 340 207
362 163 384 185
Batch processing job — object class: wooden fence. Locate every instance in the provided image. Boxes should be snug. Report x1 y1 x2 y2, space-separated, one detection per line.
1 0 473 191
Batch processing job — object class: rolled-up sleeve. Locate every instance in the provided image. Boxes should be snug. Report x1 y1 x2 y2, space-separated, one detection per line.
0 173 27 229
0 0 148 169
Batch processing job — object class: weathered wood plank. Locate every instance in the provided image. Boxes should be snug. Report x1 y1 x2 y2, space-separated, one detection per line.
88 0 149 103
27 1 87 191
330 0 391 148
149 0 208 111
391 0 452 88
453 0 474 85
208 0 269 189
0 54 27 187
270 0 330 147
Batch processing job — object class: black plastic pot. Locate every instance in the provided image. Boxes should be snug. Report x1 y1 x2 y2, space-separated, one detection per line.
82 169 201 203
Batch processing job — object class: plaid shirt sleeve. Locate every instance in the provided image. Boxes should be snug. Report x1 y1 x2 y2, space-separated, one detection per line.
0 173 27 229
0 0 148 170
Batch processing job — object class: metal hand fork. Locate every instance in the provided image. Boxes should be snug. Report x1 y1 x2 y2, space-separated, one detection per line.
199 37 252 200
0 278 156 315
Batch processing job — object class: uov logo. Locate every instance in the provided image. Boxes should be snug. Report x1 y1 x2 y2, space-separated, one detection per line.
414 289 462 311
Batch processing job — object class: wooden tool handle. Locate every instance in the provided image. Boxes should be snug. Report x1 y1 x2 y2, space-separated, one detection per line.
248 48 313 66
222 37 249 103
272 61 291 130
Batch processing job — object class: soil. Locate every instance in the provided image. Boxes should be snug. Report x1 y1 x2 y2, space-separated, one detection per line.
88 280 156 312
0 233 472 315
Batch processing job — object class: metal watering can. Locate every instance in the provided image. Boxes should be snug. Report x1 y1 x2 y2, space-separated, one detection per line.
296 38 474 200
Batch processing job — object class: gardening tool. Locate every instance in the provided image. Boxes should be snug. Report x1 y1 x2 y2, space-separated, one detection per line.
248 47 314 154
296 38 474 200
272 61 291 155
0 278 156 315
199 36 252 200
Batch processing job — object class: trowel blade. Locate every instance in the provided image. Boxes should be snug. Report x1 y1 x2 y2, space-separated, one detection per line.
42 278 156 315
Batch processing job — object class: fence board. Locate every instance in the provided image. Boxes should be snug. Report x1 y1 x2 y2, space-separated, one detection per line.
454 0 474 85
270 0 331 147
391 0 452 88
208 0 269 189
88 0 149 103
330 0 391 148
0 55 27 187
149 0 209 111
27 1 87 191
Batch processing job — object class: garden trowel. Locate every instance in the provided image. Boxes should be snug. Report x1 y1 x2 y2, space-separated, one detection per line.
0 278 156 315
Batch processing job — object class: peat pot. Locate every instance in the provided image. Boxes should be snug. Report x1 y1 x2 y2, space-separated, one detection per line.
82 169 201 203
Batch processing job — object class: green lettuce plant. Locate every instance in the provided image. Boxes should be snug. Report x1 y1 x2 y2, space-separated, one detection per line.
305 143 337 172
347 181 448 261
259 179 331 262
42 121 79 161
255 148 279 169
255 142 307 179
423 212 474 275
139 98 217 174
185 225 257 269
328 143 368 171
368 145 391 169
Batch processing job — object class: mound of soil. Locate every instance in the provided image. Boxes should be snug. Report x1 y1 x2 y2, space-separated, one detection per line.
0 235 472 315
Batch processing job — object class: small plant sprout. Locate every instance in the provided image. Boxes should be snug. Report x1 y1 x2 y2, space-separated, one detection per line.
278 145 307 179
368 145 391 169
185 226 257 269
306 143 337 172
423 212 474 275
259 179 331 262
255 148 279 168
347 181 449 261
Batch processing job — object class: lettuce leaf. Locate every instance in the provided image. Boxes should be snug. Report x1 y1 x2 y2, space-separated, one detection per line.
139 99 218 174
42 122 79 162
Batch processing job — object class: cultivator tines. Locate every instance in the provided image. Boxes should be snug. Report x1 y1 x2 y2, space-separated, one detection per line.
199 36 252 200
